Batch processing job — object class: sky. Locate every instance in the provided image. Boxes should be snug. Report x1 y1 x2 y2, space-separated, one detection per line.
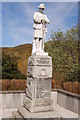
78 2 80 25
2 2 78 47
0 2 2 47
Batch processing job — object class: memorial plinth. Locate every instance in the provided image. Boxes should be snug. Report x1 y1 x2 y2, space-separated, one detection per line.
23 55 53 112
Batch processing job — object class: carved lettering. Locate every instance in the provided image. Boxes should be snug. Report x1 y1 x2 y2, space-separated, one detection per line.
36 58 50 64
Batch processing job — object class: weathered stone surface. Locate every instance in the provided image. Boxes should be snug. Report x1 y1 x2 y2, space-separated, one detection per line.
26 77 52 100
26 77 33 100
12 111 24 119
23 97 53 112
18 107 61 118
28 55 52 66
25 54 53 112
33 51 48 56
27 66 52 78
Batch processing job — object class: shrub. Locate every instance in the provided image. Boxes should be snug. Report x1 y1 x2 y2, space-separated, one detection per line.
45 26 79 82
2 53 26 79
1 79 26 91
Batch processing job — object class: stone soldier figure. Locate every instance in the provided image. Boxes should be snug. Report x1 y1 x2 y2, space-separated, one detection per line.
32 3 49 55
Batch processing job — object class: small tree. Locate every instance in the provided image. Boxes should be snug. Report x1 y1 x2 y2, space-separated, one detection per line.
2 53 26 79
45 26 79 82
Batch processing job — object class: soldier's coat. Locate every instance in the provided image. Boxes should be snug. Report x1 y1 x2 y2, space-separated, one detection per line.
33 12 49 38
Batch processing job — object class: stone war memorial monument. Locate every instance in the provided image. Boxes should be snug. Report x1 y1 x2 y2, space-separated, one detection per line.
2 3 79 119
12 3 58 118
23 3 53 113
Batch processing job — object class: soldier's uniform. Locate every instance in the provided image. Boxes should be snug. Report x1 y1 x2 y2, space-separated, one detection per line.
32 4 49 55
33 12 49 38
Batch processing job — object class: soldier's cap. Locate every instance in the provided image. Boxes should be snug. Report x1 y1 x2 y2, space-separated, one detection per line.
38 3 45 9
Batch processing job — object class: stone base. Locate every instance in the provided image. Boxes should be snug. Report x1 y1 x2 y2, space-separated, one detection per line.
12 107 61 119
23 97 53 113
24 55 53 113
32 51 48 56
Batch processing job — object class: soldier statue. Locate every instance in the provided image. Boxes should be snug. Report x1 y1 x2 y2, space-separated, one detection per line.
32 3 49 55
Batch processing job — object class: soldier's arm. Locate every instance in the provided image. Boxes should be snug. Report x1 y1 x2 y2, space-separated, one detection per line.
45 15 49 24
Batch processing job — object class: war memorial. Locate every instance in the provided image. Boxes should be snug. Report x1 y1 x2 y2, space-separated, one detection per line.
23 3 53 113
13 3 54 117
1 3 79 119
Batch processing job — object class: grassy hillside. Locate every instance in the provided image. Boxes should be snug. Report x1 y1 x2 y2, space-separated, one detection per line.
2 44 32 77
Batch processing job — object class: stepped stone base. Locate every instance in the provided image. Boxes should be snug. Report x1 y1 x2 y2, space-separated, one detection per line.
12 106 61 119
23 97 53 112
12 55 54 118
12 111 24 119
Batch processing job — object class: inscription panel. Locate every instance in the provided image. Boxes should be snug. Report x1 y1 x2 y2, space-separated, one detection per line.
34 78 51 99
26 77 51 100
36 58 50 65
28 56 52 66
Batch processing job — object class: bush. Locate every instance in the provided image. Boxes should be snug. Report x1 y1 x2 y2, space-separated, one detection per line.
2 53 26 79
63 81 80 94
1 79 26 91
45 26 79 82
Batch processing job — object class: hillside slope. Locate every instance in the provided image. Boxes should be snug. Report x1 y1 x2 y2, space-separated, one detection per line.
2 44 32 76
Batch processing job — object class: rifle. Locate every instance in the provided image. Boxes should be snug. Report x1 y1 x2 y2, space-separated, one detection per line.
42 20 46 51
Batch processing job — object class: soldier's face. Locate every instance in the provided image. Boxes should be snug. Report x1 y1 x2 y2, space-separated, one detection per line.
39 8 44 13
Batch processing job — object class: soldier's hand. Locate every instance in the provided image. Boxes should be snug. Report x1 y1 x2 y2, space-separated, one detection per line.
42 19 45 24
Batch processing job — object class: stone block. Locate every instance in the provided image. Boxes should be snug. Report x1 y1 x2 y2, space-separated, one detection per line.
26 77 52 100
12 111 24 119
27 66 52 78
28 55 52 66
23 97 53 112
18 106 61 118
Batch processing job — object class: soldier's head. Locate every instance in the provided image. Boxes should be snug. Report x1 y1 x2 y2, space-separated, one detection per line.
38 3 45 13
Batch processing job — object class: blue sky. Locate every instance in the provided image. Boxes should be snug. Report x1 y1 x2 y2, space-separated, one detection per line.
78 1 80 25
2 2 78 47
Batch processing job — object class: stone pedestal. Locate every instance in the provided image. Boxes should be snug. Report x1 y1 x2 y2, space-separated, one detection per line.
23 55 53 112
